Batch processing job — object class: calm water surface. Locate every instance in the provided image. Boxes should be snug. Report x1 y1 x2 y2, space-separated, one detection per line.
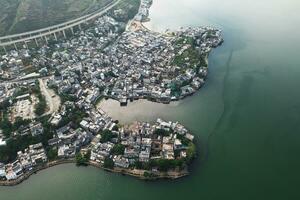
1 0 300 199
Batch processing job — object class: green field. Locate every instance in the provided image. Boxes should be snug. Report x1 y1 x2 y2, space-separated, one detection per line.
0 0 112 36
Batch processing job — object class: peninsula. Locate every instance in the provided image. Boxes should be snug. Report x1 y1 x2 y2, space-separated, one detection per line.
0 0 222 185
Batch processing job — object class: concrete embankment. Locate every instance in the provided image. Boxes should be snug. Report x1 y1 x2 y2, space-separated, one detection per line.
0 159 75 186
88 161 189 180
0 159 189 186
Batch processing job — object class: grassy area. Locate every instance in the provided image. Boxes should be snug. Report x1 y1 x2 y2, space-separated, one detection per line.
0 0 20 36
109 0 140 22
0 0 113 36
174 36 195 47
172 36 201 69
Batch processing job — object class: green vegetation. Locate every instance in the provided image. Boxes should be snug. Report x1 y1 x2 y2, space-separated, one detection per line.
0 134 46 163
173 47 200 68
0 0 19 36
0 112 13 137
143 171 157 178
112 125 119 131
33 81 47 116
110 0 140 22
103 157 114 169
46 147 58 161
111 144 125 155
175 36 195 47
0 0 112 36
206 30 217 39
150 159 185 172
186 142 196 163
35 94 47 116
57 108 88 128
0 115 55 163
0 115 31 138
134 161 151 170
176 134 190 146
48 85 77 103
153 128 172 136
13 87 30 97
76 151 91 166
170 82 182 97
199 54 208 68
100 129 117 143
172 36 202 69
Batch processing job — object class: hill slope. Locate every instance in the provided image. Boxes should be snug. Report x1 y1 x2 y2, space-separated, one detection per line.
0 0 112 36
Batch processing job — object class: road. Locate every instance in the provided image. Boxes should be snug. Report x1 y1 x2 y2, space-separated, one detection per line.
0 0 121 47
38 78 61 116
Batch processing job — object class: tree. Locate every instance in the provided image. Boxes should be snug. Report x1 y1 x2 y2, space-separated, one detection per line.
75 151 91 166
0 115 13 137
150 159 185 172
34 94 47 116
153 128 171 136
143 171 156 178
186 143 196 163
54 69 61 77
112 125 119 131
176 134 190 146
103 157 114 169
76 153 88 166
0 135 43 163
111 144 125 155
47 148 58 161
100 130 116 143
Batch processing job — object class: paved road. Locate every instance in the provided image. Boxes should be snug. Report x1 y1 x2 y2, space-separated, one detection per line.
0 0 120 47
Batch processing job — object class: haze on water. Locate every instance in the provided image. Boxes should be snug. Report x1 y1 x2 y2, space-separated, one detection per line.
1 0 300 199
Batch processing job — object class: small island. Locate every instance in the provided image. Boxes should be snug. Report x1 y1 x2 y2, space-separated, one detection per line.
0 0 222 185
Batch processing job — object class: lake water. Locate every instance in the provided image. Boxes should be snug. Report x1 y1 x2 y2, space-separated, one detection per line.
1 0 300 199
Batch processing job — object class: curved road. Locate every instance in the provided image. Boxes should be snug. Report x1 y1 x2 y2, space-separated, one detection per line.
0 0 120 47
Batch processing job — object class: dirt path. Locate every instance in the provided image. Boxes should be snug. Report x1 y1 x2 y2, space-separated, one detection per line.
39 78 61 116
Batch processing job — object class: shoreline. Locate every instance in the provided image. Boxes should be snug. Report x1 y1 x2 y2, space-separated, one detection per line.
0 159 75 186
0 0 217 187
0 159 189 186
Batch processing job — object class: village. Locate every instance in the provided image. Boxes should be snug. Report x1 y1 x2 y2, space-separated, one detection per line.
0 0 222 183
0 115 195 181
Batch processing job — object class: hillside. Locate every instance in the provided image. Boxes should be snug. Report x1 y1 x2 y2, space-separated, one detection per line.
0 0 112 36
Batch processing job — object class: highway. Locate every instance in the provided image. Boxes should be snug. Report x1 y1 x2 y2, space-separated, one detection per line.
0 0 120 47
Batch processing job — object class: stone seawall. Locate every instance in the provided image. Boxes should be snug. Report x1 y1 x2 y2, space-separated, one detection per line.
0 159 189 186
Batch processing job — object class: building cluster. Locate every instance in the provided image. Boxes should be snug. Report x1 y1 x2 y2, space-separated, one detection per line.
47 99 116 157
47 24 222 105
90 118 194 169
0 0 223 108
0 79 39 123
0 143 47 181
0 0 220 182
